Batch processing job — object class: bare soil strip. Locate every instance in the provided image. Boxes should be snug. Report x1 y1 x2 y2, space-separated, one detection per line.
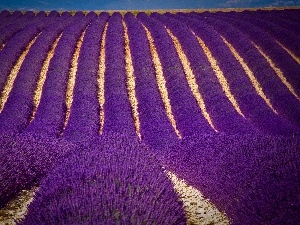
62 28 87 132
97 23 108 134
253 42 300 101
195 33 245 118
0 34 40 112
167 29 218 132
30 33 63 121
123 20 142 139
142 24 182 138
222 36 278 114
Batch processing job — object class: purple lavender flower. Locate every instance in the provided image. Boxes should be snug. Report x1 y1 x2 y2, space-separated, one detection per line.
153 12 254 134
63 12 109 143
123 12 178 149
0 132 78 208
204 12 300 128
21 133 186 225
0 20 54 92
159 133 300 225
182 13 299 135
137 12 216 137
102 13 136 137
0 17 73 134
25 13 94 137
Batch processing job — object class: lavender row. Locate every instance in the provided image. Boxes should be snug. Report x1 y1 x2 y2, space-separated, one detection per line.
0 13 93 207
223 11 300 59
265 9 300 23
0 10 10 20
189 13 299 134
0 12 36 47
156 13 254 134
244 10 300 35
102 13 136 137
0 11 62 52
159 133 300 225
25 13 95 137
21 133 186 225
137 12 216 137
0 15 59 92
63 12 109 143
168 12 256 132
0 10 23 29
0 18 74 134
208 13 300 96
190 12 300 128
123 13 178 149
0 133 77 208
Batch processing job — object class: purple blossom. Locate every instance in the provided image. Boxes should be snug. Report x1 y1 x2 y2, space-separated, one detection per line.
0 10 22 29
63 12 109 143
154 12 254 134
102 13 136 137
123 12 178 149
0 132 77 208
159 133 300 225
185 13 299 135
25 13 95 137
21 133 186 225
220 11 300 65
0 16 59 93
0 17 74 134
203 12 300 128
137 12 216 137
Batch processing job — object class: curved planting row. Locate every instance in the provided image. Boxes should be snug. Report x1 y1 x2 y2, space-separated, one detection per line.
218 11 300 64
0 13 97 208
160 133 300 225
63 12 109 143
138 12 217 137
25 12 95 137
123 13 178 149
181 13 298 134
153 12 254 134
0 15 59 96
0 9 299 225
101 12 136 137
0 11 23 29
0 17 73 134
0 12 47 50
21 133 187 224
0 10 299 140
198 12 300 127
241 10 300 35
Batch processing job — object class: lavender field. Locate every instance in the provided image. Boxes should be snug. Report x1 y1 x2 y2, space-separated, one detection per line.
0 9 300 224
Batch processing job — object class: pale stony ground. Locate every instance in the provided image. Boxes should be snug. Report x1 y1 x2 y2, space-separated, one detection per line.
167 171 229 225
0 187 37 225
0 172 229 225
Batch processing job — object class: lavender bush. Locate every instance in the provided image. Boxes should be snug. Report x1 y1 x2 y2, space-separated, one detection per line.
190 13 299 135
0 133 78 208
137 12 216 137
232 10 300 50
101 13 136 137
124 12 178 149
154 12 254 134
25 13 94 137
0 17 73 134
63 12 109 143
208 13 300 95
21 133 186 225
159 133 300 225
0 17 57 92
0 9 299 225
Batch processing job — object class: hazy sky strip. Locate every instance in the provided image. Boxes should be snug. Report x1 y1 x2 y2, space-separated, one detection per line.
0 0 299 11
